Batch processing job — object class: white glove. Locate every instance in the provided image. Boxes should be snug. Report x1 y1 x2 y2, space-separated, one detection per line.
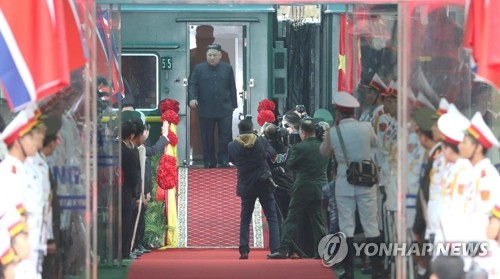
162 121 169 138
189 100 198 108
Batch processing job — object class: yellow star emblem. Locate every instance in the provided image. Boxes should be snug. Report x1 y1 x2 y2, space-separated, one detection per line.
338 54 346 71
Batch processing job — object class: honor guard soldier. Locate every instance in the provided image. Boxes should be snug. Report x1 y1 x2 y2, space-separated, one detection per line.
434 106 471 246
425 98 450 243
0 104 43 279
442 112 500 274
378 81 397 212
358 73 387 123
320 92 384 279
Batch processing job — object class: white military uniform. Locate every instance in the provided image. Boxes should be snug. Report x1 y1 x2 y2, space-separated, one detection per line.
406 131 425 229
425 151 447 239
378 114 397 211
0 157 38 279
440 112 500 275
329 92 379 238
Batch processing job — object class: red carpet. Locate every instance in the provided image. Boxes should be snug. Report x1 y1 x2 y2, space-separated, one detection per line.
187 168 257 247
128 249 336 279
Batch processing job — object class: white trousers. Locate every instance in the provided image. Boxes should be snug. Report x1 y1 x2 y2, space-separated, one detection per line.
336 192 380 238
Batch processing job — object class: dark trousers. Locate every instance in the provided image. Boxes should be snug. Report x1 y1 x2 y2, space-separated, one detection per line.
131 203 146 249
239 185 280 255
136 204 146 247
199 114 233 166
278 198 327 257
122 197 134 258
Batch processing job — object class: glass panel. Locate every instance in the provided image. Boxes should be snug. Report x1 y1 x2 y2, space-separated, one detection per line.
94 3 124 275
122 54 160 110
400 2 475 278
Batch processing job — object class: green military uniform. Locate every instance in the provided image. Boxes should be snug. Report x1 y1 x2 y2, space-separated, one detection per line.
277 137 329 256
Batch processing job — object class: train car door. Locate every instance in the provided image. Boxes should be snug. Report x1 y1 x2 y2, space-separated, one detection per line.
187 23 247 166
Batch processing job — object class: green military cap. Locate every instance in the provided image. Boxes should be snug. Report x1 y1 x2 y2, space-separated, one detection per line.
313 108 334 127
41 114 62 136
121 111 142 123
414 107 435 131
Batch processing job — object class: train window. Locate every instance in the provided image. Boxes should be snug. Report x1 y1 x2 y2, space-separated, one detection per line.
121 53 159 110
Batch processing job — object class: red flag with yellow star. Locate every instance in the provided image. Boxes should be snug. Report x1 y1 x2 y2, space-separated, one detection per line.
338 15 347 92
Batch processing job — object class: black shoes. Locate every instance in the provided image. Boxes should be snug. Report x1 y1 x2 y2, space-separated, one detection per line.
267 251 287 259
218 161 230 168
204 164 216 169
137 244 152 253
239 253 248 260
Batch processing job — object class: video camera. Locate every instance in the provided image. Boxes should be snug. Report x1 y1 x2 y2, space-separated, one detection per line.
301 117 327 142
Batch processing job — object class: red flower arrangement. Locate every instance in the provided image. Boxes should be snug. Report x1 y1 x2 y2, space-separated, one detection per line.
257 110 275 126
257 99 275 113
156 155 178 190
161 110 180 125
160 99 180 114
167 127 178 146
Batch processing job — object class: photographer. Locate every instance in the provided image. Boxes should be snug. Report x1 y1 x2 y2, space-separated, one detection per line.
267 119 329 259
282 111 301 147
228 118 280 260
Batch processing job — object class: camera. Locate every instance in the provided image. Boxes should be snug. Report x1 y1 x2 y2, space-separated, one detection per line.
245 114 252 120
296 105 306 114
315 121 330 142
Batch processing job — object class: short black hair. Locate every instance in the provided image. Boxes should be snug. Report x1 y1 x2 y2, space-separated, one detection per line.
299 118 315 134
283 111 300 130
263 123 278 142
132 120 144 137
238 119 253 133
442 141 459 154
121 121 136 139
43 135 58 148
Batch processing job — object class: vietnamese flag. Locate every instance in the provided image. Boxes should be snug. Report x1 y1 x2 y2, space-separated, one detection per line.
338 15 347 92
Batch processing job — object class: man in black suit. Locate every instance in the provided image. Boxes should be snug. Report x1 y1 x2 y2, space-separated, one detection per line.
189 44 237 168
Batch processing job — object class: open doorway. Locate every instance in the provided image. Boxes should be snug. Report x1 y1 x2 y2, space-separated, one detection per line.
187 24 245 166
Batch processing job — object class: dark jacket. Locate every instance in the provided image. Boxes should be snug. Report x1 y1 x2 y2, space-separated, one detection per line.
286 137 329 200
188 62 237 118
228 133 276 197
144 135 168 194
121 142 140 200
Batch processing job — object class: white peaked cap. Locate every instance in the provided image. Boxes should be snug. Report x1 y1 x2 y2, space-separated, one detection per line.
438 106 469 145
0 102 39 146
333 92 360 108
369 73 388 93
383 80 398 98
436 98 450 116
466 112 500 149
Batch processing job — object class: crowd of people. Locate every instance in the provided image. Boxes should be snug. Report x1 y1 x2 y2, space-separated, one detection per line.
228 72 500 279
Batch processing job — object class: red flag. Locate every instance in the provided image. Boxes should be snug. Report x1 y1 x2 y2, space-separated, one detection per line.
338 15 347 92
463 0 484 63
477 0 500 89
464 0 500 89
0 0 86 110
